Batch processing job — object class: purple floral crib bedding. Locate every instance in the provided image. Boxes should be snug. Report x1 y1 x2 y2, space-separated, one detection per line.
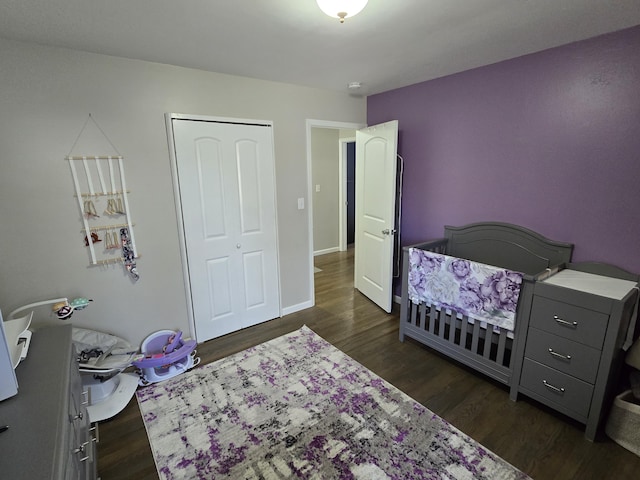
407 248 524 334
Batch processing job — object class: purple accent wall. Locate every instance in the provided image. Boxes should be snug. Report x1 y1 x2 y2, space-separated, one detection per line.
369 26 640 274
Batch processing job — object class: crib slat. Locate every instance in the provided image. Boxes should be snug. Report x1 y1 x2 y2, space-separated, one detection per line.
419 303 427 330
483 327 493 358
410 302 418 327
460 316 469 348
449 315 458 343
496 329 508 366
438 311 448 338
429 306 437 334
471 321 481 353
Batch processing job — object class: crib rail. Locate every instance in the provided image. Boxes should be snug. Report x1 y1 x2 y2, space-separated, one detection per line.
399 224 572 389
410 303 511 366
401 300 513 385
408 238 448 254
399 239 517 386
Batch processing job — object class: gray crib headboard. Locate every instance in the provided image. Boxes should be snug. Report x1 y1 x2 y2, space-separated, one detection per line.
444 222 574 275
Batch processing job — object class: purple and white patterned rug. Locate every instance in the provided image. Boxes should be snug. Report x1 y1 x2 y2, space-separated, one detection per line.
137 326 530 479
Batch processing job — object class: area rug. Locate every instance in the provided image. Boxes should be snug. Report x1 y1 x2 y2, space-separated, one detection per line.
137 326 530 479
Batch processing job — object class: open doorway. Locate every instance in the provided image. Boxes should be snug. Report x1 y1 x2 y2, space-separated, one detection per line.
305 119 365 306
339 138 356 251
306 119 401 312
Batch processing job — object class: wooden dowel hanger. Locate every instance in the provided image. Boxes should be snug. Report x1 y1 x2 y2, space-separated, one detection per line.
66 155 123 161
81 223 135 232
74 190 130 198
91 254 141 266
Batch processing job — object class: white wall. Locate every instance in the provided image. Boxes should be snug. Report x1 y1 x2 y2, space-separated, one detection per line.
311 128 340 254
0 38 366 345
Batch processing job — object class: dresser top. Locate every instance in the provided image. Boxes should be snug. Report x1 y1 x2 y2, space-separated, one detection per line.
542 269 637 300
0 324 73 478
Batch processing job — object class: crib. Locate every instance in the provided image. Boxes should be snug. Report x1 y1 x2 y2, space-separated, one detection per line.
399 222 574 387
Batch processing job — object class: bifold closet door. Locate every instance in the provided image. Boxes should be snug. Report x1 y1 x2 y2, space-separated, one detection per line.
171 118 280 342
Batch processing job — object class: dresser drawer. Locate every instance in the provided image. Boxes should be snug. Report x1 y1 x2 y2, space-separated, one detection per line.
524 327 601 383
520 358 594 419
530 296 608 348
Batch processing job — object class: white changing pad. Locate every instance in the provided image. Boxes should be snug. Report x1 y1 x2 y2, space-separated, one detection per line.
542 269 637 300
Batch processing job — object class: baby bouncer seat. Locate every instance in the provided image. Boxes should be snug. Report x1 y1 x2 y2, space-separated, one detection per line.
132 330 199 386
72 327 139 423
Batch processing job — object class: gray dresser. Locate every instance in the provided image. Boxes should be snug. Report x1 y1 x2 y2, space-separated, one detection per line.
510 264 639 440
0 324 97 479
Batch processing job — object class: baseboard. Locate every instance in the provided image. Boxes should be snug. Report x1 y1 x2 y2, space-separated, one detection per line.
281 300 314 316
282 295 398 317
313 247 340 256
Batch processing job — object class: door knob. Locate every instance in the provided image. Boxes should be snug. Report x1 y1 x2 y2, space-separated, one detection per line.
381 229 397 235
236 244 241 249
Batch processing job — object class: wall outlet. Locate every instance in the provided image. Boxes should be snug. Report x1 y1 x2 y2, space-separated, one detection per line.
297 197 304 210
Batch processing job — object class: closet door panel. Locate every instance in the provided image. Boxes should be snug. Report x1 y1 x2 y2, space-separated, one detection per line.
171 117 280 342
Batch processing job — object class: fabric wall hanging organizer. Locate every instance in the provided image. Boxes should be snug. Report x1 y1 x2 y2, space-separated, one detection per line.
66 115 140 281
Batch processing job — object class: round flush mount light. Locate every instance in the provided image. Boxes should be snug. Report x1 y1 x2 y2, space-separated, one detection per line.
316 0 369 23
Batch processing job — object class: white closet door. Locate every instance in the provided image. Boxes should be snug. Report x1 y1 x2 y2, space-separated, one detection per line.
172 118 280 342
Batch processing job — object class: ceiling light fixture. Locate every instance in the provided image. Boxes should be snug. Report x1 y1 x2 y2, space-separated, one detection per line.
316 0 369 23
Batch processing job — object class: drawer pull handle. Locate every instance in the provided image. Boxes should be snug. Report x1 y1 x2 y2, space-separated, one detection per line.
543 379 565 394
548 348 572 361
90 422 100 443
74 441 89 455
554 315 578 328
69 410 83 422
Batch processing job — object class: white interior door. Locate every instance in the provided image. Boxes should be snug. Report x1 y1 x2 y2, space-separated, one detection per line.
354 120 398 312
171 117 280 342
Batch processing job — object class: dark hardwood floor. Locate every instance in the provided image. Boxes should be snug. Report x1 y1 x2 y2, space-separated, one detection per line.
98 248 640 479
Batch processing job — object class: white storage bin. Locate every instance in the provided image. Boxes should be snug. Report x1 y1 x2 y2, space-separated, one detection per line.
605 390 640 456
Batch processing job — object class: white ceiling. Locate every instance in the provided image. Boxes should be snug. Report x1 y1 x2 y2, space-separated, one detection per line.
1 0 639 96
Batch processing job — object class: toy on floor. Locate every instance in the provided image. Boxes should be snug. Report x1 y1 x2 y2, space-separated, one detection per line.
132 330 199 386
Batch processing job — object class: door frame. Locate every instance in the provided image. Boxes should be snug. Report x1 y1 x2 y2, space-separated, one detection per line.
305 119 365 306
339 137 356 252
166 112 282 341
